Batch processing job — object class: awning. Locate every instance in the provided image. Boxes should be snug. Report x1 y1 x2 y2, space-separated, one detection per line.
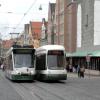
66 51 88 57
66 53 72 57
66 51 100 57
91 51 100 57
71 51 88 57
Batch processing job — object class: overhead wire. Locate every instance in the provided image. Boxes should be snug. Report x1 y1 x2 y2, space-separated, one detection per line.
14 0 38 32
0 0 37 39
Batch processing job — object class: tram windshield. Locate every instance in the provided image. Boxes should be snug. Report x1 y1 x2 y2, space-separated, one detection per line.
14 54 33 68
47 50 65 70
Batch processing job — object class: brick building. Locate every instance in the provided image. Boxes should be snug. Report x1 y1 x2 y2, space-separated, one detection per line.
55 0 77 53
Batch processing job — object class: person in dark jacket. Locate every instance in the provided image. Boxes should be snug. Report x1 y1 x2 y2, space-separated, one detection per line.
80 66 85 78
77 65 80 77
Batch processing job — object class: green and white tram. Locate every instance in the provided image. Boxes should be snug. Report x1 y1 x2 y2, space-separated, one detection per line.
35 45 67 81
5 45 35 81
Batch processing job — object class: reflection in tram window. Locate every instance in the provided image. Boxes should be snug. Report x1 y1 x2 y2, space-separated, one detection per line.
47 54 65 70
14 54 32 68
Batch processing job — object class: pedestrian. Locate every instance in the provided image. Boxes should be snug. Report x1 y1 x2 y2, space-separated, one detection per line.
80 65 85 78
69 64 73 72
1 63 4 71
1 62 5 71
74 64 78 73
77 64 80 77
66 63 69 72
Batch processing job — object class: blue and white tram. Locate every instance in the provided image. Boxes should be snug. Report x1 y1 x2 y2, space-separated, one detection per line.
35 45 67 80
5 45 35 81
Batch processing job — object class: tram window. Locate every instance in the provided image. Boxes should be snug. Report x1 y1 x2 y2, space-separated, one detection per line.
13 49 35 54
14 54 32 68
48 55 64 69
47 51 65 70
36 54 46 70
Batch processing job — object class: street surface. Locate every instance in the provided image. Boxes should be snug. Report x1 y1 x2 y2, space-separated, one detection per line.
0 70 100 100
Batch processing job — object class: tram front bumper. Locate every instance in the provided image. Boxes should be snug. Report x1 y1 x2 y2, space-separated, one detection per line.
11 74 34 81
43 74 67 80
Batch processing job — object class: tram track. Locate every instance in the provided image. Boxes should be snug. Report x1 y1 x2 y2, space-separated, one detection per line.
9 82 43 100
33 80 100 100
13 79 100 100
19 83 44 100
1 71 100 100
0 71 64 100
9 81 65 100
0 72 42 100
0 71 89 100
20 81 65 100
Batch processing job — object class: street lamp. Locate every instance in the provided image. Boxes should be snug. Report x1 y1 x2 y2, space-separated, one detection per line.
39 5 42 10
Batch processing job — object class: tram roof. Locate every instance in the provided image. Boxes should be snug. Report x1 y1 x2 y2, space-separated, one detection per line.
36 45 65 51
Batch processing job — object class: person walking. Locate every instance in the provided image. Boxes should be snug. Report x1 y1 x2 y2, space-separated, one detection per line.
77 64 80 77
69 64 73 72
80 65 85 78
1 63 4 71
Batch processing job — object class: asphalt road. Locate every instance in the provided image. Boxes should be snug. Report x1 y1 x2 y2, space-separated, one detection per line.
0 70 100 100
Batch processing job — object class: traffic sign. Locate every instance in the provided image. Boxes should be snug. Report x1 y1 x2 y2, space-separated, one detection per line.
86 55 90 62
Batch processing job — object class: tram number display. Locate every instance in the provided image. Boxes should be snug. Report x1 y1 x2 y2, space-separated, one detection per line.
48 50 64 55
13 49 33 54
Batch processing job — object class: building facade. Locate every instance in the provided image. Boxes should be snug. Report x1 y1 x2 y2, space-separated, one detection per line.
55 0 77 53
77 0 100 51
29 21 42 48
75 0 100 71
48 3 56 44
40 18 48 46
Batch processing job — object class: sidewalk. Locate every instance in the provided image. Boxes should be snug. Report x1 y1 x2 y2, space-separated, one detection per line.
67 69 100 78
84 69 100 76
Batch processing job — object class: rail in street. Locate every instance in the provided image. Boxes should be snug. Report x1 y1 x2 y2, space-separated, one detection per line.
0 70 100 100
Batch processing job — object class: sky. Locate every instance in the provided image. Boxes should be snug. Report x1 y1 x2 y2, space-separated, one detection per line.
0 0 56 40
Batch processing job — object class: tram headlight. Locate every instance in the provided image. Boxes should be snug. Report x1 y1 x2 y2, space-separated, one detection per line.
30 71 34 75
15 70 18 74
12 70 19 75
15 71 21 75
